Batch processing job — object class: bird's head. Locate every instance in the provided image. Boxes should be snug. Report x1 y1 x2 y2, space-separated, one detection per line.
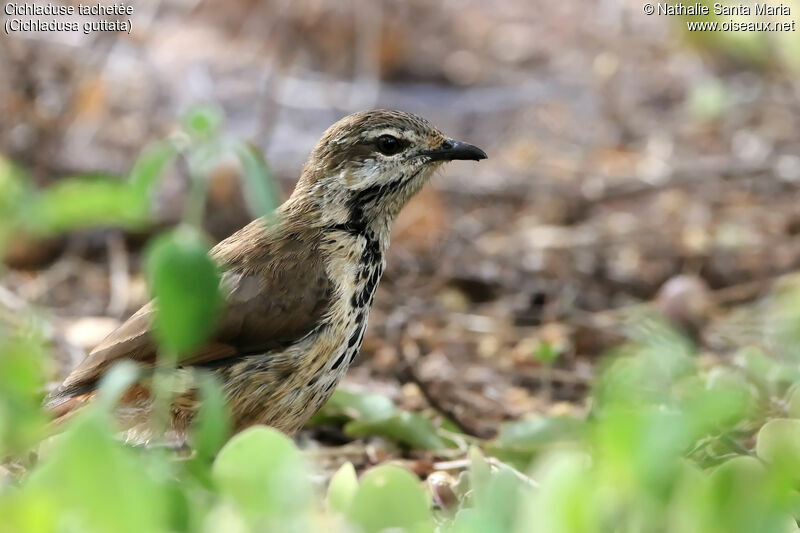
293 109 486 229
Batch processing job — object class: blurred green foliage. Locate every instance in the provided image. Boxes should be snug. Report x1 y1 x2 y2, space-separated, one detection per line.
310 389 446 450
146 228 222 357
1 103 279 240
0 334 47 455
533 340 562 365
4 106 800 531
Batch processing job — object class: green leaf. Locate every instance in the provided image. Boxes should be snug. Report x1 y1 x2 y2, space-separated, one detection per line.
145 227 222 356
788 386 800 419
26 176 149 235
494 417 584 452
593 407 692 500
464 446 535 530
212 426 312 521
191 372 231 462
346 410 446 450
0 155 31 215
533 340 562 365
710 455 766 484
684 368 755 432
0 488 59 533
738 346 799 387
346 465 433 533
26 410 172 533
233 141 281 218
311 389 397 424
468 446 493 499
0 334 47 454
700 455 793 533
327 461 358 514
129 141 177 196
756 419 800 470
517 450 595 533
466 468 525 533
183 105 223 139
312 389 446 450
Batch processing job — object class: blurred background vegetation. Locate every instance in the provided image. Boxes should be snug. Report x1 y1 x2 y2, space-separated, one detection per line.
4 0 800 531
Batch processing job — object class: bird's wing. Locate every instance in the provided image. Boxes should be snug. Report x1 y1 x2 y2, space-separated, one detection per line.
50 227 331 404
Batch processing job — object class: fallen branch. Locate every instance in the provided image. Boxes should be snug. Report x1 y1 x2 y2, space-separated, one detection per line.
398 343 488 439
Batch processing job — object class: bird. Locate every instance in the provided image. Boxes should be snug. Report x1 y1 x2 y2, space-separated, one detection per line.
46 109 487 442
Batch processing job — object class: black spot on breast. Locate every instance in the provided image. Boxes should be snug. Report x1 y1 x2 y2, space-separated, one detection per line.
347 327 361 348
358 288 371 308
363 277 377 298
364 270 378 294
361 237 381 265
331 351 346 370
348 330 366 364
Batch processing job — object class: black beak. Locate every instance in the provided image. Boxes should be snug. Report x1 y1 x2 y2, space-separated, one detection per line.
421 139 487 162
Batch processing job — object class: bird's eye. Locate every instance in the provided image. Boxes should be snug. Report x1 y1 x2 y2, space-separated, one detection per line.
376 135 404 156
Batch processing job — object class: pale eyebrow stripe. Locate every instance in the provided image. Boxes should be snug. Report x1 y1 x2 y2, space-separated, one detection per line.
364 127 420 141
367 128 403 138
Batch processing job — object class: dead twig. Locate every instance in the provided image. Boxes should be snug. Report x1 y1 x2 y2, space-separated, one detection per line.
398 343 488 439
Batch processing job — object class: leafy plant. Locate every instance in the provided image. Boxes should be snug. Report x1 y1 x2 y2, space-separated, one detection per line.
5 106 800 532
311 389 447 450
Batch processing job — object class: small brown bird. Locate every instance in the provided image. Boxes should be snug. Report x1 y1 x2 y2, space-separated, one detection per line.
47 110 486 441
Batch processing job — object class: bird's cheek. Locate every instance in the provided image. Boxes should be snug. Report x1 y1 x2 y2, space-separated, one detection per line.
338 163 374 188
419 162 443 179
356 160 388 185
